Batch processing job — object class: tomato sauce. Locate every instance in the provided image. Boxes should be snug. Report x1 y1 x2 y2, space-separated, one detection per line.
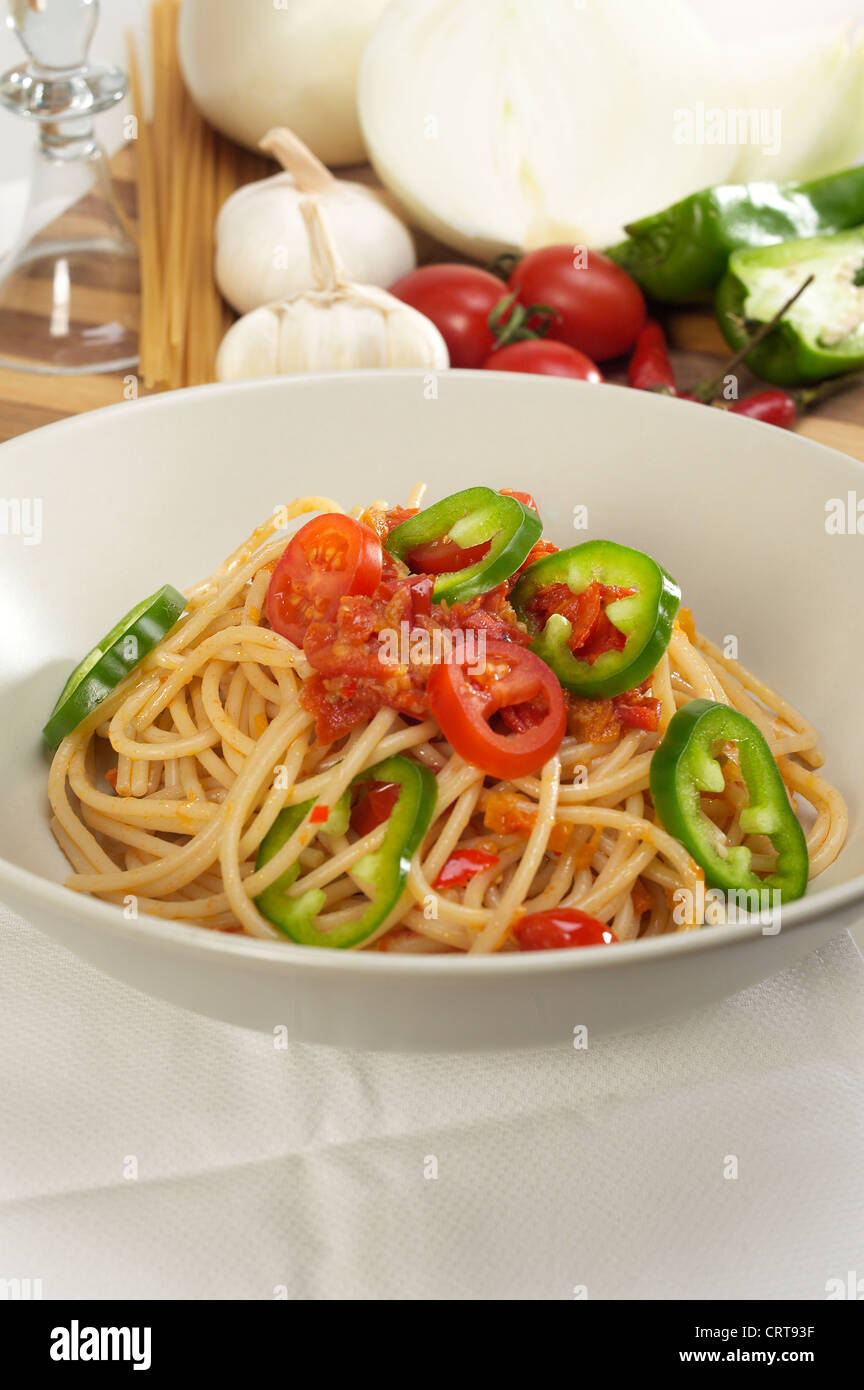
300 573 530 743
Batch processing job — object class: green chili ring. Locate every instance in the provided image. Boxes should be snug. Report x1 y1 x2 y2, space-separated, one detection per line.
510 539 680 699
385 485 541 604
42 585 187 751
254 755 438 948
649 698 809 902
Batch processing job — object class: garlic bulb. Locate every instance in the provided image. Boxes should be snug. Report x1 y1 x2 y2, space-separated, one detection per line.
216 202 449 382
215 128 416 316
178 0 392 164
358 0 864 257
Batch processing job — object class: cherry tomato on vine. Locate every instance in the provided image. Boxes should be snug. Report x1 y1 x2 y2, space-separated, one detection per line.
266 514 382 648
484 340 603 381
388 264 508 368
508 247 645 362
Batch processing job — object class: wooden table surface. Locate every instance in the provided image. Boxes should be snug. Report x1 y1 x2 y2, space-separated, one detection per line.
2 144 864 460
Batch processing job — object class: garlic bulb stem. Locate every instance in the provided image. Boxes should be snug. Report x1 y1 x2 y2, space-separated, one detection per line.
300 199 348 293
259 127 336 196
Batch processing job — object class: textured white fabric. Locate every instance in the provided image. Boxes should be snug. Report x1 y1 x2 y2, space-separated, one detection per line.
0 909 862 1301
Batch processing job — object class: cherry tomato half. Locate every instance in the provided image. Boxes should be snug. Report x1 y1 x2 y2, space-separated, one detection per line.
515 908 617 951
509 247 645 362
388 264 508 368
484 340 603 381
266 514 382 648
406 537 490 575
427 638 566 780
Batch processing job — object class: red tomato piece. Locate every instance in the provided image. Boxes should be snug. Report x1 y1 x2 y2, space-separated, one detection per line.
497 701 548 733
515 908 618 950
498 488 538 512
427 638 566 780
433 848 500 890
266 514 383 648
513 538 559 583
376 570 435 619
388 264 509 368
508 247 645 362
526 580 635 663
484 339 603 380
351 781 401 837
405 536 491 575
613 697 661 732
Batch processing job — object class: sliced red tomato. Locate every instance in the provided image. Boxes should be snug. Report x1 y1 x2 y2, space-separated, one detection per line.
405 536 490 575
266 514 383 648
433 848 500 890
427 638 565 780
515 908 617 950
484 340 603 380
350 780 401 837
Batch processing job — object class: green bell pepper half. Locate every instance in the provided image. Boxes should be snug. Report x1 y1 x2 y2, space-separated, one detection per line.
608 164 864 302
384 486 541 604
42 584 187 750
510 540 680 699
716 227 864 385
254 755 437 947
649 699 809 902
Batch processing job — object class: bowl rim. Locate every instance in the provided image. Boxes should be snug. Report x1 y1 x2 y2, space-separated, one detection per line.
1 371 862 978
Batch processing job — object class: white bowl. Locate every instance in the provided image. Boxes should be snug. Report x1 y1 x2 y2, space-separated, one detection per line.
0 372 861 1050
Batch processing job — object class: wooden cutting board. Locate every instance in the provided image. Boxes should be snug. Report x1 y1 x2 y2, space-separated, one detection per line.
2 143 864 460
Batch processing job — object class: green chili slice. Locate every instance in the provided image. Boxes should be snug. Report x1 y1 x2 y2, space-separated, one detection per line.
385 486 541 603
254 755 437 947
43 585 187 751
510 540 680 699
649 699 809 902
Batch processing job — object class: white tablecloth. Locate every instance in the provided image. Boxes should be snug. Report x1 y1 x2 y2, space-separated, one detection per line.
0 909 862 1301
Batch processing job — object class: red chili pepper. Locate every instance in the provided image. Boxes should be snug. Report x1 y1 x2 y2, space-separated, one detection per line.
627 319 677 394
433 848 500 890
693 367 864 423
309 804 330 824
729 389 796 429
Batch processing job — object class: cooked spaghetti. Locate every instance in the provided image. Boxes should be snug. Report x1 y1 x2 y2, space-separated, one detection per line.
46 487 847 954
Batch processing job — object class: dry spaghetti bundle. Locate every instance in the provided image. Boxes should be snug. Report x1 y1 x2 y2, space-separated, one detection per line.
126 0 269 389
46 492 847 954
